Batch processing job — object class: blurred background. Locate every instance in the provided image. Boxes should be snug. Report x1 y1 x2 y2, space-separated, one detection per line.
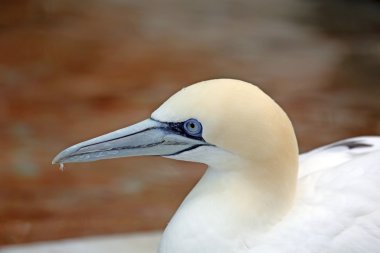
0 0 379 246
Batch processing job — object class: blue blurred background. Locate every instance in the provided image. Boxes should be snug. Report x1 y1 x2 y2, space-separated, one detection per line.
0 0 379 245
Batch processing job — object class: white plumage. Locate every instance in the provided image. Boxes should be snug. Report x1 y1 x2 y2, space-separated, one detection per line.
3 137 379 253
34 79 380 252
247 137 380 252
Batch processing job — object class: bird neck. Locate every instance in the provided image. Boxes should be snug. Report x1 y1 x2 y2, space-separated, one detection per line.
191 158 297 228
158 157 298 253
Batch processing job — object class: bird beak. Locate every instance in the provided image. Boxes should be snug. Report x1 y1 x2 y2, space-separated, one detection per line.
52 118 207 165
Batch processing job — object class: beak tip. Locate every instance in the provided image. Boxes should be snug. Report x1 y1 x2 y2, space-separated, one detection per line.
52 145 79 165
52 157 59 165
52 153 63 165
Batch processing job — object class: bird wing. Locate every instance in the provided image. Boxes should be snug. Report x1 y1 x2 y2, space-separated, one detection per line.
247 137 380 253
298 136 380 178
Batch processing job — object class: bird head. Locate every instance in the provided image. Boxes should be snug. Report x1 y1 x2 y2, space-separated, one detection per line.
53 79 298 172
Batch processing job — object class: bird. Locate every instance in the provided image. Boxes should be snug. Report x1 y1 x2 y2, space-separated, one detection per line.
53 79 380 253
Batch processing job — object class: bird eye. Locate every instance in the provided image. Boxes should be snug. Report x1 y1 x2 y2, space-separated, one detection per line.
183 119 202 137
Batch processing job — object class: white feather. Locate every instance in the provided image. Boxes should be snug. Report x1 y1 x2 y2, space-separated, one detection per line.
12 80 379 253
246 137 380 252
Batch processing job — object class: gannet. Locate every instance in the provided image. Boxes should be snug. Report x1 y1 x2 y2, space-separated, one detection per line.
53 79 380 253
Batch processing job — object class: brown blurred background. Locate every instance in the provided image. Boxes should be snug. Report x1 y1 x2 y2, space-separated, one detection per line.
0 0 379 246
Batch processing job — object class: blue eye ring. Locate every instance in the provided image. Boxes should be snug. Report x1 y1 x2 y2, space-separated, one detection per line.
183 119 202 137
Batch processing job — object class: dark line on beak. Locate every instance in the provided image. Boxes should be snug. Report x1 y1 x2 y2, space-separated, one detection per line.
109 140 166 151
164 144 213 157
62 140 167 161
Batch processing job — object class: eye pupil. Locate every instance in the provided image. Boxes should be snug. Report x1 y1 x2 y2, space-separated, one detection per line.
183 119 202 137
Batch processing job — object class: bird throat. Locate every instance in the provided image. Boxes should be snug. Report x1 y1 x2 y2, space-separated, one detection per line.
158 162 297 253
